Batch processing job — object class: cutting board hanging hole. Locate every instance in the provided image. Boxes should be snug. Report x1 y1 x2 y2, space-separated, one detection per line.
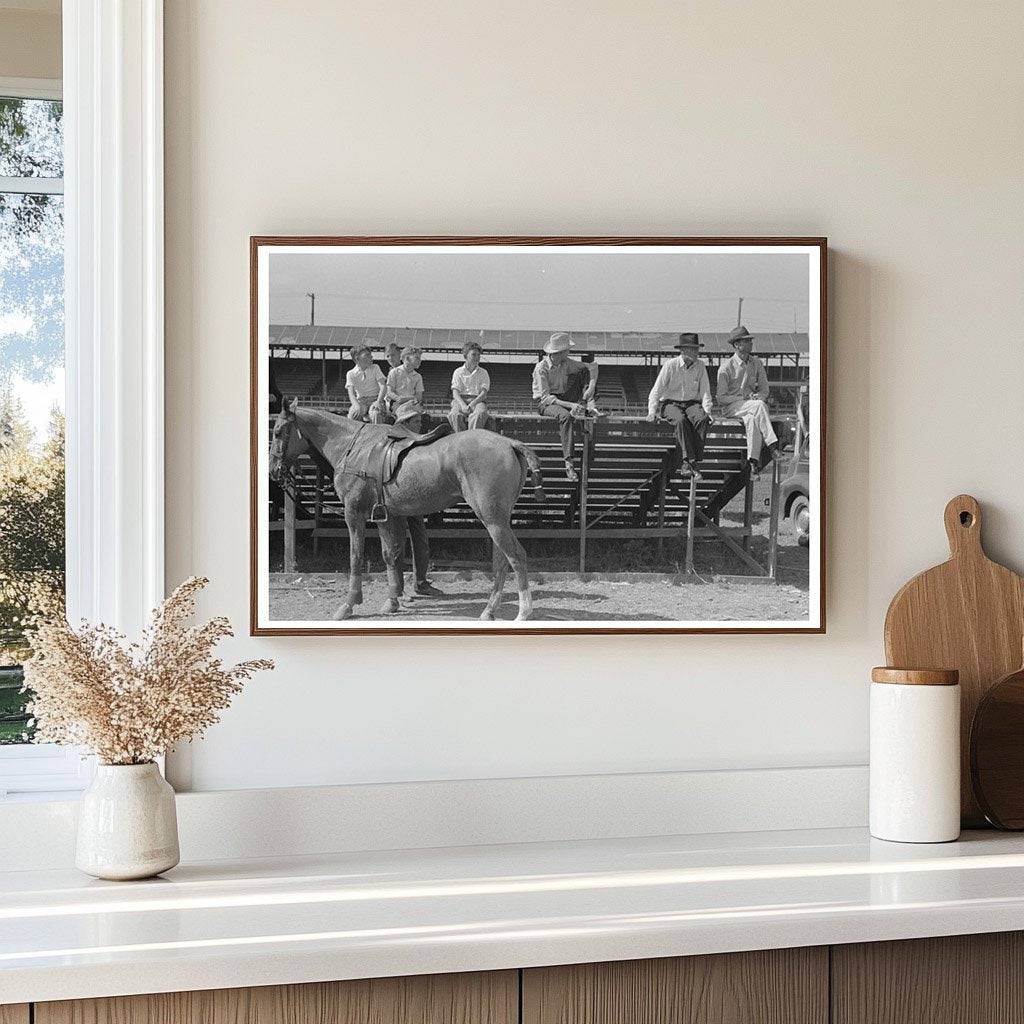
944 494 983 556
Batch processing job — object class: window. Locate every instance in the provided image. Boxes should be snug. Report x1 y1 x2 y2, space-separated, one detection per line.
0 81 86 797
0 7 166 796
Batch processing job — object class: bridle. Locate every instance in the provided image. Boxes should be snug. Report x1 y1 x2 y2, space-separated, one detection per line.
269 416 297 481
270 412 334 484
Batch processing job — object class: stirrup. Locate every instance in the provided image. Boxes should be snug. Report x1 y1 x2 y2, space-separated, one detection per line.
369 501 388 523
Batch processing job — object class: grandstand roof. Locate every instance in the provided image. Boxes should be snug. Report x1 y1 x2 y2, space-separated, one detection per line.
269 325 809 356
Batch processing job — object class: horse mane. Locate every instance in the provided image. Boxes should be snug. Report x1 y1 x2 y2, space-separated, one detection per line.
293 406 346 478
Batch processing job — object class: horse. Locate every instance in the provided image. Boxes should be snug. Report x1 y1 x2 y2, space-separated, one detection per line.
269 401 546 621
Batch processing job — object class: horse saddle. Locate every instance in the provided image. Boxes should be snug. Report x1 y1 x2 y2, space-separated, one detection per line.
338 420 452 490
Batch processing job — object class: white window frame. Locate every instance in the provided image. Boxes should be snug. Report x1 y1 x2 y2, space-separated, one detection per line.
0 0 165 798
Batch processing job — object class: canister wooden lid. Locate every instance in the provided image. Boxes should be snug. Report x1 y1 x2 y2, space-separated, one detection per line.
871 667 959 686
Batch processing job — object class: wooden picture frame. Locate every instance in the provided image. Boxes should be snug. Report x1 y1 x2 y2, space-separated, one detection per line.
251 236 827 635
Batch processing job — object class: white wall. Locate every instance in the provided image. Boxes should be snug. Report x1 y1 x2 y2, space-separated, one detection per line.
164 1 1024 792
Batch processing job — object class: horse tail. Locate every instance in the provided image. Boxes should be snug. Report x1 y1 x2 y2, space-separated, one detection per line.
510 440 546 503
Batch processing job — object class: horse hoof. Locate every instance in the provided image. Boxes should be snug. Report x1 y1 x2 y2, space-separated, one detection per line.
381 598 400 614
479 609 495 621
333 605 353 620
515 614 531 622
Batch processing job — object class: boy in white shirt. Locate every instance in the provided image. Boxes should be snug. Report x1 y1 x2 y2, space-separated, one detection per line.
345 345 386 421
370 342 403 424
386 346 425 433
448 340 491 431
647 333 713 480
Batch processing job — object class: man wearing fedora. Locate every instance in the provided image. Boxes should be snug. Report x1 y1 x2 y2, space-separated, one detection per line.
716 324 780 472
646 333 713 480
531 332 599 482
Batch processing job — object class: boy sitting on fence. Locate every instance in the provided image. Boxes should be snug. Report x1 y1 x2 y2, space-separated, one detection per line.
345 345 386 421
386 346 425 433
449 339 491 431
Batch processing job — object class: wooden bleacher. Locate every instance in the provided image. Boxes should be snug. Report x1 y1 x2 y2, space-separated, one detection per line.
270 411 791 577
267 326 807 576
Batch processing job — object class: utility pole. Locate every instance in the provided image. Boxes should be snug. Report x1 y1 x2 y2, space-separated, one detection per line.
306 292 315 326
737 296 744 326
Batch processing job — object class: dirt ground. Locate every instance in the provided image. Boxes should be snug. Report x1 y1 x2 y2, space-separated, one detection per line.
268 475 812 623
269 557 809 623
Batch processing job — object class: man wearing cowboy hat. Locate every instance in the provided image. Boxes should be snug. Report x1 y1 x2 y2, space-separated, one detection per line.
646 333 713 480
531 331 599 482
716 324 780 472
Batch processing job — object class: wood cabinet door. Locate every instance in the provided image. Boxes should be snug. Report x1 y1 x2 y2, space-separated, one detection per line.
522 948 828 1024
0 1006 29 1024
35 970 517 1024
832 932 1024 1024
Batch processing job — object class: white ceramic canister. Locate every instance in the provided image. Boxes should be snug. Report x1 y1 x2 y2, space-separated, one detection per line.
869 667 961 843
76 762 180 880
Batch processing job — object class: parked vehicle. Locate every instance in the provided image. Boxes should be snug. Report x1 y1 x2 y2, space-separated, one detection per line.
781 457 810 546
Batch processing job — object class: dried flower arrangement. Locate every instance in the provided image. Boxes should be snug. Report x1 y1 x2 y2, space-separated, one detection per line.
22 577 273 765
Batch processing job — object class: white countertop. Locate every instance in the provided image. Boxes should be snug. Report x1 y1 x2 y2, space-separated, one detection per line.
4 826 1024 1004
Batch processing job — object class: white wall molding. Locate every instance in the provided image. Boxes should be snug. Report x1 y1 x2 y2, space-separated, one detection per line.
0 765 868 870
0 76 61 100
63 0 164 634
0 744 93 799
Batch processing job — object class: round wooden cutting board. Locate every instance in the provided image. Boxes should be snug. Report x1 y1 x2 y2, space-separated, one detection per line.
970 653 1024 829
884 494 1024 826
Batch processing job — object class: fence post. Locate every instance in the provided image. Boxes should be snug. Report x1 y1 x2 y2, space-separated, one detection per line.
684 472 698 573
578 417 593 575
767 455 782 579
743 473 755 553
284 488 296 573
314 465 328 557
656 459 667 562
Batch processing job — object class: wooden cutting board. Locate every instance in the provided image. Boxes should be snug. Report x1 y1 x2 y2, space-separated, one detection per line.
969 646 1024 829
884 494 1024 826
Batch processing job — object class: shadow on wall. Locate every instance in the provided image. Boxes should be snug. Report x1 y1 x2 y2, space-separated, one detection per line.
827 249 874 632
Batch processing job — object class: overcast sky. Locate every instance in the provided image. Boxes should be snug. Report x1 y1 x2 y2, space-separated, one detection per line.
269 249 811 333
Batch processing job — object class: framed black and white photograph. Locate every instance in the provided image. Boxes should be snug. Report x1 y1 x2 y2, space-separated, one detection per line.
251 237 826 635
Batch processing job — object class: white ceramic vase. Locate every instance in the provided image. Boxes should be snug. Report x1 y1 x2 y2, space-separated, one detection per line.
76 762 180 880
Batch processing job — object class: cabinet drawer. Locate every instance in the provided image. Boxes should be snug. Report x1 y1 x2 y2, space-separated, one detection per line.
832 932 1024 1024
523 948 827 1024
35 971 517 1024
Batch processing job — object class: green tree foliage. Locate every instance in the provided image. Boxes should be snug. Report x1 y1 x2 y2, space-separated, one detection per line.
0 394 65 663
